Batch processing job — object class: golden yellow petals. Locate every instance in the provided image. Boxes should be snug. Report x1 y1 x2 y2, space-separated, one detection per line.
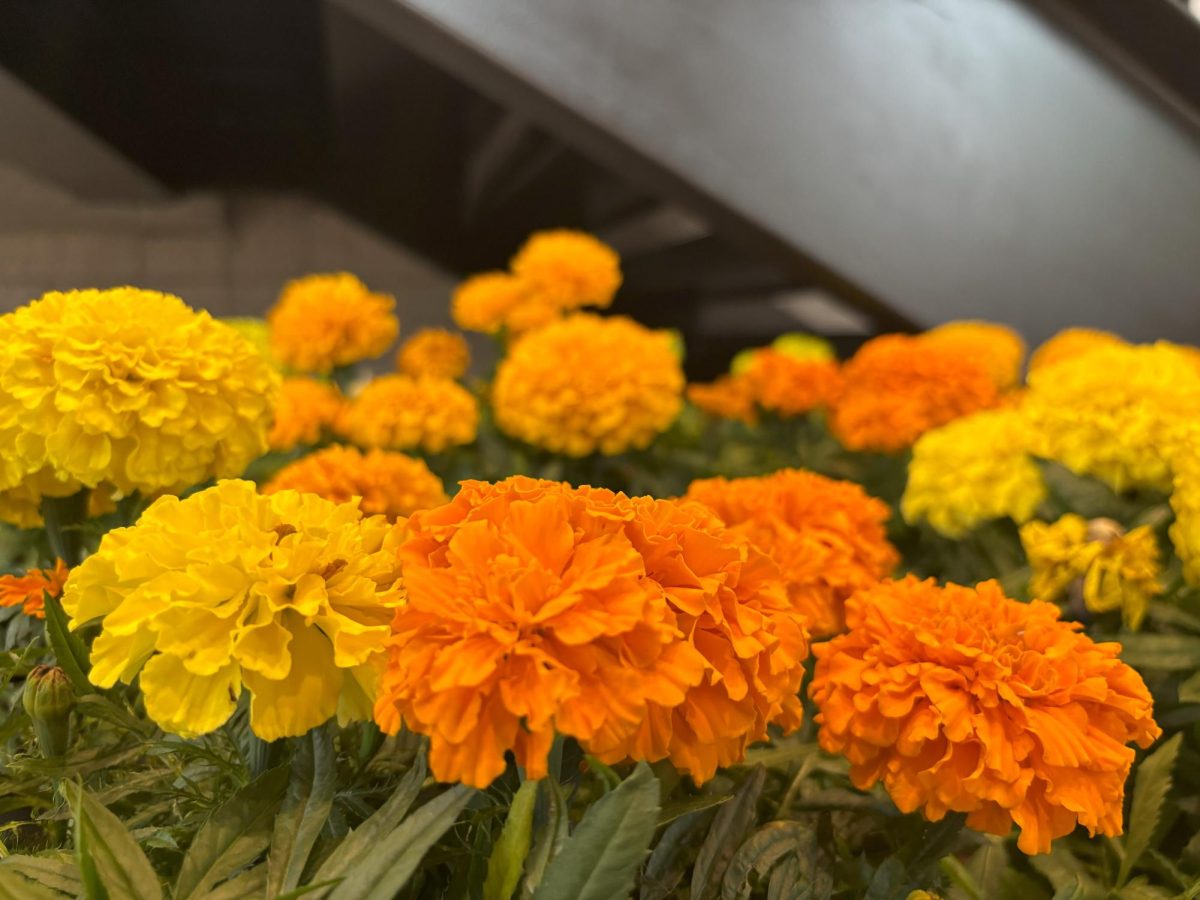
269 272 398 374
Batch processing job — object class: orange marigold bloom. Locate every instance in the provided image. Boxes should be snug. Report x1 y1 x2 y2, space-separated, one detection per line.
1028 327 1127 374
337 374 478 454
687 375 757 424
686 470 897 637
810 576 1161 856
269 273 399 374
920 321 1026 388
829 334 998 453
268 378 344 452
510 229 622 312
395 328 470 380
451 271 553 336
0 559 68 618
742 349 843 417
263 445 447 520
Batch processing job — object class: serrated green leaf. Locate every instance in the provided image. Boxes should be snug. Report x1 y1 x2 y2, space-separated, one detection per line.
63 781 162 900
522 775 569 898
1179 670 1200 704
691 766 766 900
658 793 733 827
41 595 90 693
1118 733 1182 887
0 866 69 900
267 727 336 897
721 821 808 900
1116 635 1200 671
0 855 80 895
533 762 660 900
483 778 538 900
203 865 269 900
1029 845 1104 899
642 811 711 900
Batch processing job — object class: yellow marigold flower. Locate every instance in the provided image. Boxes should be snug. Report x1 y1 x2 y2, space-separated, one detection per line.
687 374 757 424
61 480 403 741
920 320 1026 388
686 469 898 637
1020 514 1162 630
810 576 1160 856
902 409 1046 538
395 328 470 380
337 374 478 454
1022 342 1200 492
268 377 344 452
269 273 399 374
510 229 622 312
0 288 277 510
263 445 446 520
0 559 68 619
1170 448 1200 585
1028 327 1127 373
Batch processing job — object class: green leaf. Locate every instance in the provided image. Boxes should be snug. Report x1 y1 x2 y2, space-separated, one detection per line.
691 765 766 900
864 857 906 900
0 856 80 896
1115 634 1200 671
522 774 568 897
642 811 711 900
41 595 91 693
0 866 69 900
63 781 163 900
484 778 538 900
173 765 289 900
1117 733 1182 887
203 865 269 900
1179 670 1200 704
326 784 475 900
532 762 660 900
267 728 336 896
657 793 733 827
1029 845 1105 899
720 822 808 900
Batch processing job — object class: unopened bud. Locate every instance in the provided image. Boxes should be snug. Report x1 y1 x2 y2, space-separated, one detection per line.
22 665 74 757
1086 517 1125 544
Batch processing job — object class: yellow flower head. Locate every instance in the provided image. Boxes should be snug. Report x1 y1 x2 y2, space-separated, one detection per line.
395 328 470 380
920 320 1026 388
0 288 278 515
1170 445 1200 585
337 374 478 454
510 229 622 312
269 273 399 374
1020 514 1162 630
263 445 447 521
268 377 345 452
1022 342 1200 492
61 480 403 741
1028 327 1127 374
493 314 684 456
902 408 1047 538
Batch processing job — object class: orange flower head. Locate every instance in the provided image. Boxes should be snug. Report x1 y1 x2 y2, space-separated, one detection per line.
396 328 470 380
263 445 447 521
829 334 999 452
510 229 622 312
268 378 344 452
742 349 843 418
268 273 399 374
920 321 1026 388
337 374 478 454
810 576 1161 855
0 559 68 618
687 374 757 424
1028 327 1127 374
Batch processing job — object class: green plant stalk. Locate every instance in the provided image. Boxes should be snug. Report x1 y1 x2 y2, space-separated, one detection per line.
40 489 91 568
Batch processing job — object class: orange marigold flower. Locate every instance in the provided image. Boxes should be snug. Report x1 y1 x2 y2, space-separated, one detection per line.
263 445 447 521
0 559 68 618
269 273 399 374
1028 327 1127 374
337 374 478 454
687 375 757 424
810 576 1161 856
829 334 998 453
920 321 1026 388
686 469 897 637
268 378 344 452
742 349 843 417
451 271 551 336
510 229 622 312
395 328 470 380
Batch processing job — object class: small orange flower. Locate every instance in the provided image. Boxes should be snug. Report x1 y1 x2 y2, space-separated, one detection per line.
810 576 1160 855
268 273 399 374
742 349 843 417
396 328 471 380
510 229 622 312
337 375 478 454
0 559 68 618
920 321 1026 388
687 375 757 424
686 469 897 637
268 378 344 452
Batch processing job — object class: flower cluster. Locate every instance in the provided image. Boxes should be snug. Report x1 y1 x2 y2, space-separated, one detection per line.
337 374 478 454
0 559 68 619
1171 446 1200 585
268 377 345 452
810 576 1161 855
741 350 842 418
919 321 1026 388
396 328 470 380
269 273 399 374
1027 327 1125 374
687 375 757 423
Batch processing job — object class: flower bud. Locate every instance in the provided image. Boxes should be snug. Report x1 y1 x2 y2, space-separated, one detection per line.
22 665 74 757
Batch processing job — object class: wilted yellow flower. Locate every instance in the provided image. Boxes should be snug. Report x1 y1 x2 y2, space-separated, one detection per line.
395 328 470 379
510 229 621 312
0 288 277 517
269 273 398 374
1028 327 1126 373
61 480 403 741
268 378 344 452
337 374 478 453
1020 514 1161 630
921 320 1026 388
902 409 1046 538
493 314 683 456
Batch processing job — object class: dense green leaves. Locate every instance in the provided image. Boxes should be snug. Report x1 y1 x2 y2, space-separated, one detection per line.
267 727 336 897
63 781 162 900
691 765 766 900
483 778 538 900
1118 734 1183 888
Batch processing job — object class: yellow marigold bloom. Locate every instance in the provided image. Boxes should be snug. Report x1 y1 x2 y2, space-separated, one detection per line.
269 273 399 374
1020 515 1162 630
810 576 1160 856
902 409 1046 538
263 445 446 520
0 559 68 619
829 334 998 453
337 374 478 454
395 328 470 380
1171 448 1200 585
493 314 683 456
61 480 403 741
510 229 622 312
920 320 1026 388
1028 327 1127 373
742 350 842 418
686 469 898 637
268 377 344 452
687 374 757 424
1022 342 1200 492
0 288 277 510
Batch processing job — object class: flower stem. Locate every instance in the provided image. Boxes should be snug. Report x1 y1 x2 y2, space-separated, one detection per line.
40 490 90 567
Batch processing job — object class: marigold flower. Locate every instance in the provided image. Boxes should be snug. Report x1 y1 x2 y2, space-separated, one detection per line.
337 374 478 454
810 576 1160 855
263 445 447 520
1020 515 1161 630
222 317 275 363
731 333 835 375
451 271 548 336
741 350 842 418
61 480 403 741
1028 327 1127 373
493 314 683 456
268 378 344 452
686 469 898 637
687 375 757 424
902 409 1046 538
396 328 470 379
1021 342 1200 492
829 334 998 453
0 559 68 618
1170 449 1200 585
269 273 399 374
920 320 1026 388
510 229 622 312
0 288 277 510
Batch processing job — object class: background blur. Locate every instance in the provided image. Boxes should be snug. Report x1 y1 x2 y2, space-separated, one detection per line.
2 0 1199 377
